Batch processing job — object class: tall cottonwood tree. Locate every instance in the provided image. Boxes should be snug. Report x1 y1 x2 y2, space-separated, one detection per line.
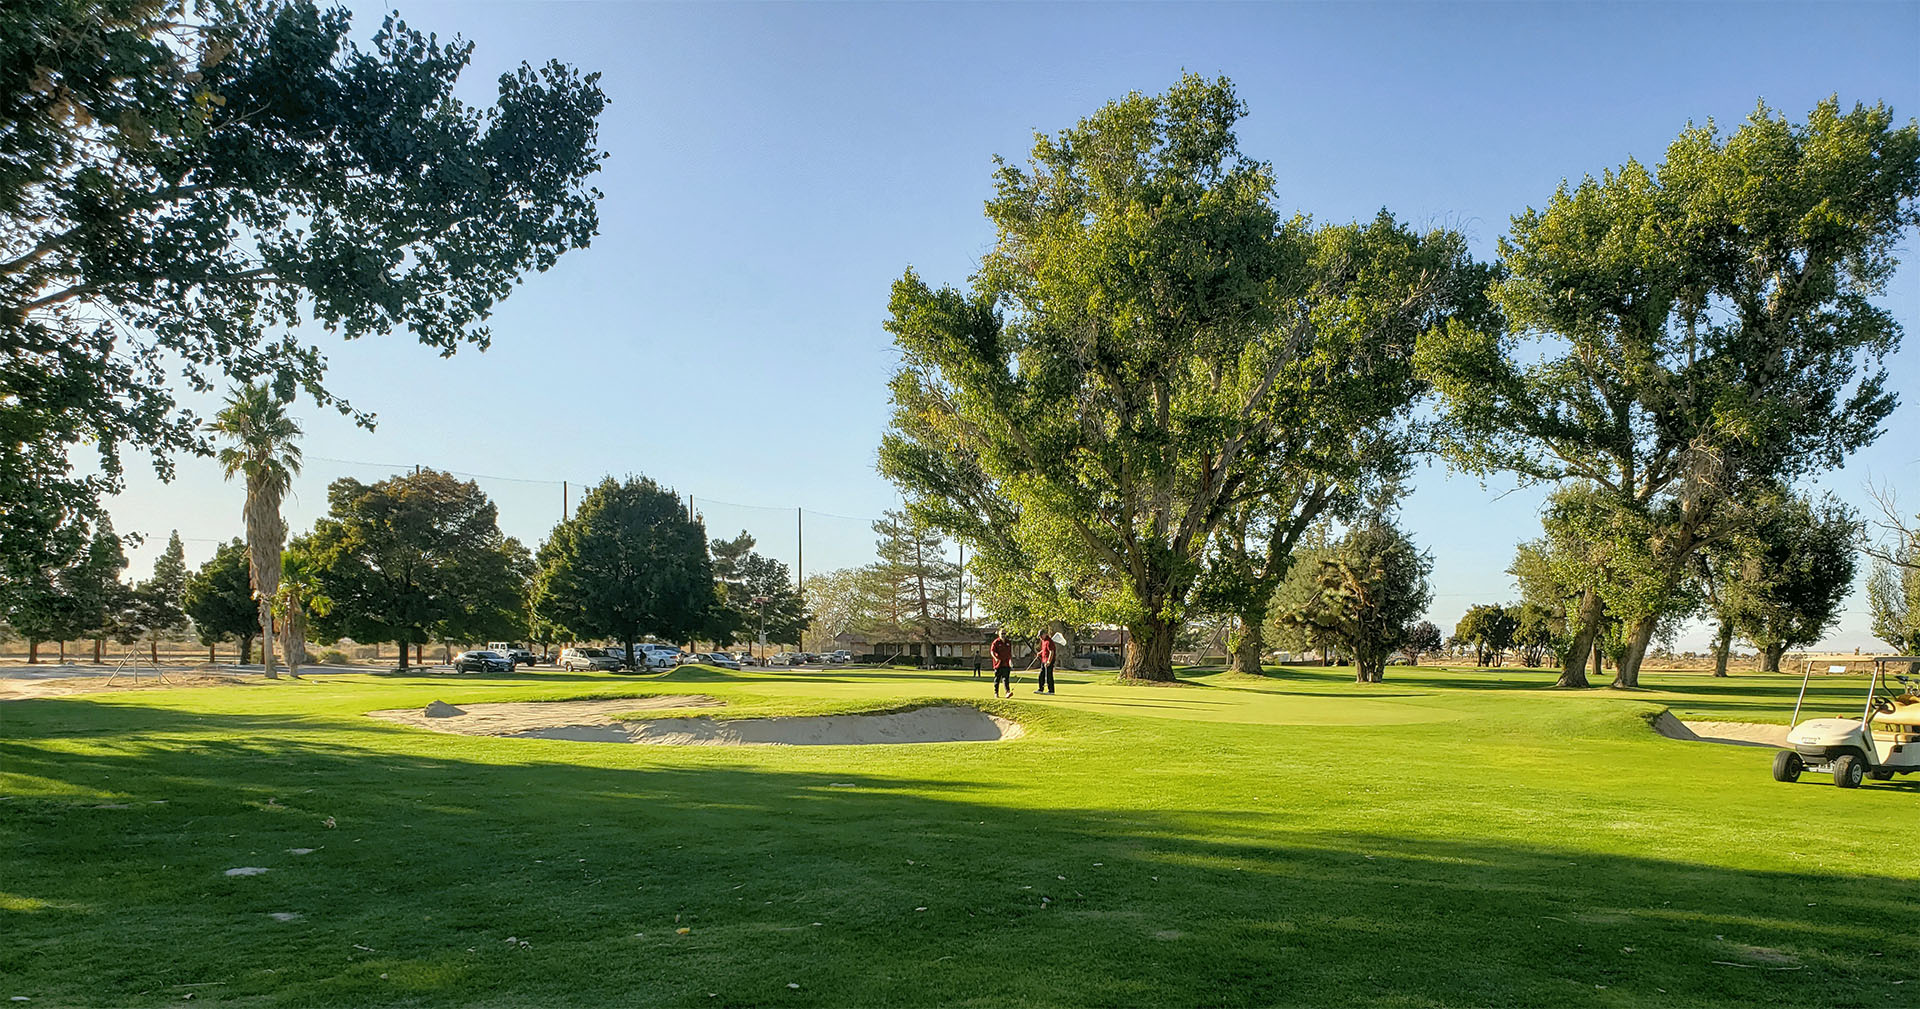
1704 488 1857 672
1 1 606 594
880 75 1480 680
1420 98 1918 687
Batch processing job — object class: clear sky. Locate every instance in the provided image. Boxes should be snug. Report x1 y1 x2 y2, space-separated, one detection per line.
101 1 1920 652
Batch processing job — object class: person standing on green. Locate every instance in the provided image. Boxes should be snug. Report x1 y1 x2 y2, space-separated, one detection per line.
990 631 1014 697
1034 634 1056 694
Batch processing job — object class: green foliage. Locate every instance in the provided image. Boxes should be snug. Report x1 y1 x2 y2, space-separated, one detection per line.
1402 619 1443 665
1705 488 1858 670
708 531 808 647
304 470 528 665
1511 602 1561 669
1418 98 1920 684
880 75 1484 680
865 510 962 637
183 538 257 651
800 567 888 653
1454 604 1518 667
531 477 717 656
1869 556 1920 654
129 530 190 642
6 518 126 656
1 0 606 596
1277 520 1432 682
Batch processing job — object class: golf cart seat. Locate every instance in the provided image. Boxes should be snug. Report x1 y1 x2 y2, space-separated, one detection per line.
1873 696 1920 730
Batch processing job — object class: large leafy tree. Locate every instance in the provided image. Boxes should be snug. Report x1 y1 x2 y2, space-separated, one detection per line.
880 75 1479 681
7 519 124 663
183 538 258 663
708 531 808 649
530 477 717 662
799 567 888 653
209 383 300 677
1453 604 1518 667
304 470 527 668
1276 520 1432 683
1419 99 1918 688
131 530 189 662
1705 488 1857 672
1 0 606 593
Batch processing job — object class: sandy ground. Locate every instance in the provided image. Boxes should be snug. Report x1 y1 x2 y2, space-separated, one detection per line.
0 672 261 701
367 696 723 738
1651 711 1790 748
368 698 1023 746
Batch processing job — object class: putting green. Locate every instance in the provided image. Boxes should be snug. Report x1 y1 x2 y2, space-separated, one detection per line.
1 662 1913 1007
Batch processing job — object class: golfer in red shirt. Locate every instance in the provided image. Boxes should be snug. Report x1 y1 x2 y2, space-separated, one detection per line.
1035 634 1056 694
989 631 1014 697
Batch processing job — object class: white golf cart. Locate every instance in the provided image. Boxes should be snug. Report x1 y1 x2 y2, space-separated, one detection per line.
1773 655 1920 788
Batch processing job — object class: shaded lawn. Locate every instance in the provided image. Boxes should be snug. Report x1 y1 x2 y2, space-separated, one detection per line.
0 665 1913 1007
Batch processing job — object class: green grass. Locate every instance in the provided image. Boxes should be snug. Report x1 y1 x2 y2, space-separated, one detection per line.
1 663 1913 1007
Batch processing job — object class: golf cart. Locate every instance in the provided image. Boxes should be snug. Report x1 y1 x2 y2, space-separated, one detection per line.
1774 655 1920 788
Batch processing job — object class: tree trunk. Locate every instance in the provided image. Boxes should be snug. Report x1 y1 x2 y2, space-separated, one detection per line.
415 643 423 667
58 640 67 662
258 595 278 678
1711 622 1734 678
1120 615 1176 682
150 639 158 664
1762 642 1786 673
1228 607 1264 674
27 639 38 664
397 640 410 670
93 638 102 663
1356 655 1385 683
239 634 253 665
209 643 216 663
1612 614 1657 688
1557 590 1603 688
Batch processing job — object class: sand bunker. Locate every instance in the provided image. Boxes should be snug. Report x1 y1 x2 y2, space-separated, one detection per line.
368 698 1022 745
368 696 722 739
618 706 1023 746
1651 711 1789 748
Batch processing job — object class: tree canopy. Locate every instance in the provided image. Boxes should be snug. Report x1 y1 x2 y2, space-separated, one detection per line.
1 0 605 593
303 470 528 666
183 538 258 661
880 74 1484 680
1276 520 1432 683
1418 98 1918 687
530 477 717 659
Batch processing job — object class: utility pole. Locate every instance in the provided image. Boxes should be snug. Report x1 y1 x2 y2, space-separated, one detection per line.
562 480 568 521
753 595 770 664
957 541 965 622
796 507 804 599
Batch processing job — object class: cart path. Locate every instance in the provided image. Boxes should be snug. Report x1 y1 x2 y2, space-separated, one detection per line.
1652 711 1788 748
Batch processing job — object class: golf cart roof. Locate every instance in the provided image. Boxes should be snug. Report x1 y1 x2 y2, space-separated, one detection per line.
1875 656 1920 664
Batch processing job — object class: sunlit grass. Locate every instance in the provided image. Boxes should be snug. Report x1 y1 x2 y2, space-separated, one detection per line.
1 662 1912 1006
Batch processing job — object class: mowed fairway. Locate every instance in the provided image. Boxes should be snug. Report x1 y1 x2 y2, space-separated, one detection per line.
2 664 1914 1007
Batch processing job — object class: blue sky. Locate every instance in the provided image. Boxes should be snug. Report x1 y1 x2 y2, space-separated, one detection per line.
104 1 1920 651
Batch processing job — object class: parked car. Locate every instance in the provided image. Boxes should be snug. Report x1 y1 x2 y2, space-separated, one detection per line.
452 649 513 673
639 646 678 670
769 652 797 666
697 652 742 670
828 650 853 664
559 647 624 672
733 652 756 667
795 652 820 665
505 648 539 667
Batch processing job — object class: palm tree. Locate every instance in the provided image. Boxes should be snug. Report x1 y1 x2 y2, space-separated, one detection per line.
209 384 302 679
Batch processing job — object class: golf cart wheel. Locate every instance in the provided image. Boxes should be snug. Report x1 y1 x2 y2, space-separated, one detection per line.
1869 768 1894 781
1833 753 1865 789
1771 750 1803 783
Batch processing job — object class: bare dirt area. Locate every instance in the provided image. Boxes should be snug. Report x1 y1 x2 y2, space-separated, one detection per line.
369 699 1024 745
1651 711 1789 748
0 672 256 701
